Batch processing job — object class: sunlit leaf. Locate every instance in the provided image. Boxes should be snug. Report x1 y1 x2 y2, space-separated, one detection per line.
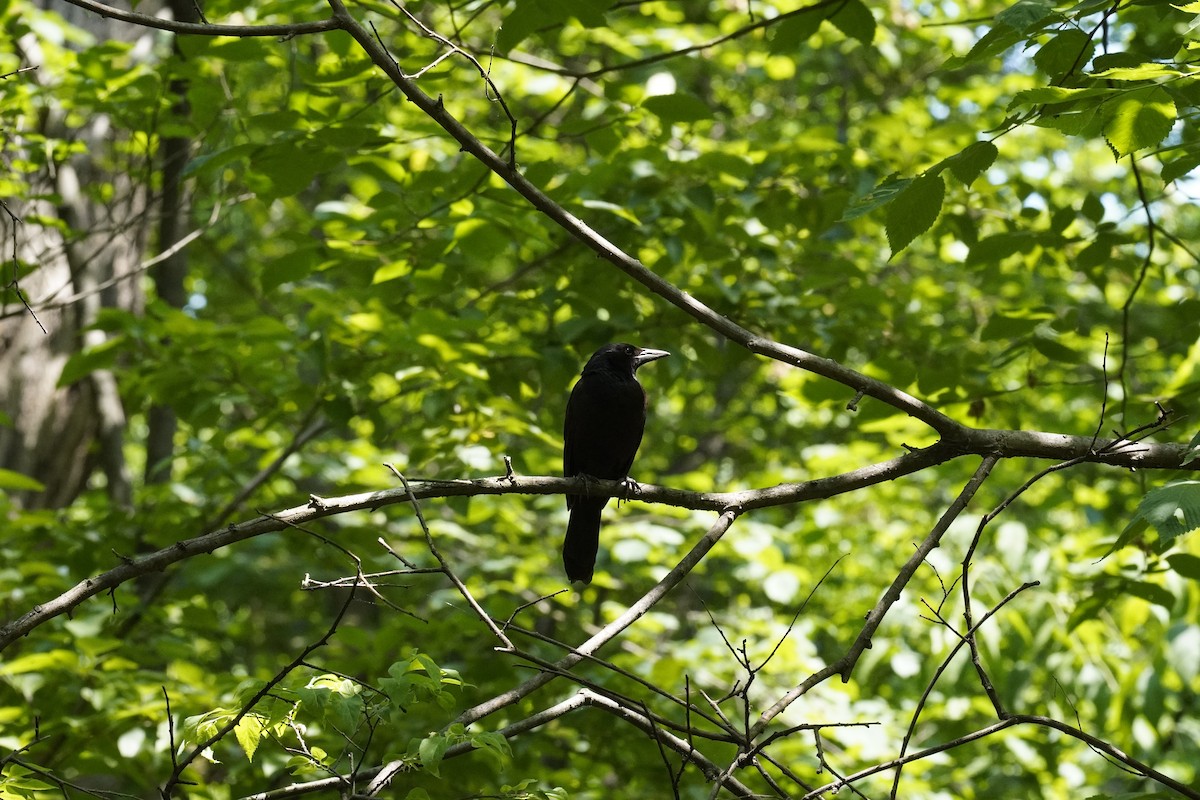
1102 85 1176 156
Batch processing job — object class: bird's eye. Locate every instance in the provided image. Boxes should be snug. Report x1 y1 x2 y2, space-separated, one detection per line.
624 345 634 354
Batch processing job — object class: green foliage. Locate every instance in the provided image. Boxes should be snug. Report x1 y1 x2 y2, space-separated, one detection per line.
2 0 1200 797
1116 482 1200 553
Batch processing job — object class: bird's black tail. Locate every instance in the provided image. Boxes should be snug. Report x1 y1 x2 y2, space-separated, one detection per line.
563 497 606 584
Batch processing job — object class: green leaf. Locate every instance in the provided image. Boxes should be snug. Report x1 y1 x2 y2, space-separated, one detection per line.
497 0 572 51
997 0 1054 33
0 649 79 675
1091 63 1185 81
182 143 256 178
1161 147 1200 183
1185 431 1200 465
829 0 875 46
1119 482 1200 553
1030 324 1078 361
641 93 713 124
417 734 449 776
580 199 642 225
57 336 125 387
1009 86 1113 108
469 730 512 767
1033 29 1094 79
1122 579 1176 610
372 260 412 285
0 468 44 492
886 172 944 256
1081 192 1105 223
769 10 824 52
1167 553 1200 580
234 714 266 763
254 141 342 199
842 175 908 221
980 312 1050 341
1103 85 1176 157
941 141 998 187
946 24 1022 68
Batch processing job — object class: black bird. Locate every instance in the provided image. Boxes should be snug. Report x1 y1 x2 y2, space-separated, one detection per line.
562 343 669 583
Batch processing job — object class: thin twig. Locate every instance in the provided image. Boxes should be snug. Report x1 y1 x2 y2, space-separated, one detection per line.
386 464 513 648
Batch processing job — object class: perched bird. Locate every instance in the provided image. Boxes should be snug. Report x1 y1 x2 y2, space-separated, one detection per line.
562 343 670 583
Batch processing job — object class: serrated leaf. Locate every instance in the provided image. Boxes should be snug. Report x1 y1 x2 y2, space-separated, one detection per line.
829 0 875 45
1120 482 1200 553
1106 516 1148 557
941 141 998 187
641 93 712 124
470 730 512 762
1103 85 1176 157
1009 85 1113 108
234 714 266 763
886 173 944 256
1091 63 1185 81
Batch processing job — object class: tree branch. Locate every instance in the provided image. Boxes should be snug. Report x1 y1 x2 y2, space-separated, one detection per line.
751 454 999 736
802 714 1200 800
58 0 342 37
2 419 1195 652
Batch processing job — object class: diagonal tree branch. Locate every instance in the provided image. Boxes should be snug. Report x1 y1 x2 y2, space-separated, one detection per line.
59 0 341 37
750 454 999 737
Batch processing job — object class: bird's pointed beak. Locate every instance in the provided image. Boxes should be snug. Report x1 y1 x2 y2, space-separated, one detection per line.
634 348 670 367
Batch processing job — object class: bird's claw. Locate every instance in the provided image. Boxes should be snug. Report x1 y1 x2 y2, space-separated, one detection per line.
618 476 641 506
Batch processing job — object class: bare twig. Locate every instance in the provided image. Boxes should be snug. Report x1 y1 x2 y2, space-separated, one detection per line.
387 464 513 648
751 455 999 737
0 199 45 333
803 714 1200 800
454 508 742 727
890 581 1039 798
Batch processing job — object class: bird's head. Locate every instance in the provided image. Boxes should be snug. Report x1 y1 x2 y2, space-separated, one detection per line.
584 343 670 374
